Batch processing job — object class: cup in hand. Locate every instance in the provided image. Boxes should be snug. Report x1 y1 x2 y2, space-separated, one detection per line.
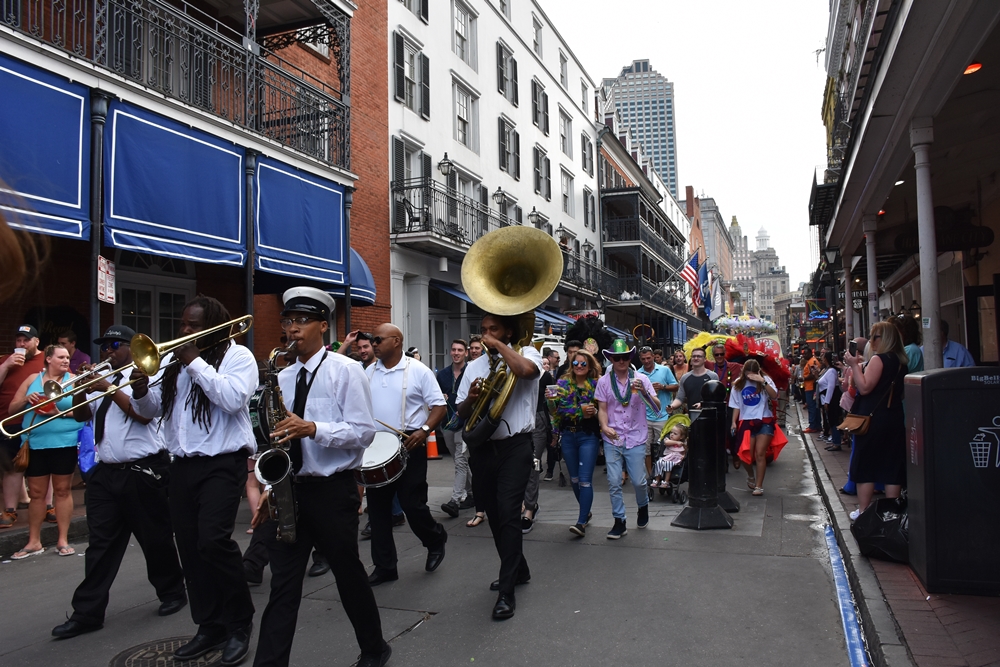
631 378 643 394
14 347 25 356
545 384 560 399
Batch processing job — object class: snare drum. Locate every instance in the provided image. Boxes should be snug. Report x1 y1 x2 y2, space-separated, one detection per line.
354 432 407 488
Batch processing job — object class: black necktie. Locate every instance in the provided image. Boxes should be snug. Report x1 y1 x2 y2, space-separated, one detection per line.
94 372 124 444
290 367 308 473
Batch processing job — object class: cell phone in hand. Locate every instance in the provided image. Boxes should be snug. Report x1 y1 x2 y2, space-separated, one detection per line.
849 340 857 357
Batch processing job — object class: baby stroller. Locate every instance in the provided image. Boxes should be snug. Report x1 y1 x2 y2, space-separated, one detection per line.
651 414 690 504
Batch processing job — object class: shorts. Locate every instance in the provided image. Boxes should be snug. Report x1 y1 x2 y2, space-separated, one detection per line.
24 446 78 477
749 422 776 438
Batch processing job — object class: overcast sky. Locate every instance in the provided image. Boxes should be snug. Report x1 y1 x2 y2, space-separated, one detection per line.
541 0 830 289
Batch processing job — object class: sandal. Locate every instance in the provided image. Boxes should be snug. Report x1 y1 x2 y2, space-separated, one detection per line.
56 545 76 556
747 477 757 490
466 513 485 528
752 488 764 496
12 546 45 560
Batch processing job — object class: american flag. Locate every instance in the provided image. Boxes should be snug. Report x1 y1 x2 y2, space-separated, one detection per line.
680 251 700 307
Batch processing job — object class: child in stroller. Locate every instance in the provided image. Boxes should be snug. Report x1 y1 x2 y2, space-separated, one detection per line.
651 422 689 503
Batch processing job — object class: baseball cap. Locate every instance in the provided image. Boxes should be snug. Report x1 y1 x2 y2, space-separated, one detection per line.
94 325 137 345
15 324 39 339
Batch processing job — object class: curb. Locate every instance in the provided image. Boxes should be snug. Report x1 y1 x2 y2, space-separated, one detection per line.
795 403 916 667
0 515 89 558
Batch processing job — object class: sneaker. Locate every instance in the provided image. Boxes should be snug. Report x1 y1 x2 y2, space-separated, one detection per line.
584 512 593 526
392 514 406 527
606 518 627 540
0 510 15 529
637 505 649 529
45 505 56 523
569 523 586 537
849 509 861 522
542 473 553 482
458 495 476 510
521 516 533 534
440 500 460 518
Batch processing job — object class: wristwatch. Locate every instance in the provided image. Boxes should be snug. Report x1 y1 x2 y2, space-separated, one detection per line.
420 424 431 434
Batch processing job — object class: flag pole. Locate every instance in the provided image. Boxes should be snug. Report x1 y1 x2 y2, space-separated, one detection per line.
648 244 702 302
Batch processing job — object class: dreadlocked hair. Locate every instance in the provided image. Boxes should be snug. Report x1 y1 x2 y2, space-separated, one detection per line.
160 295 233 430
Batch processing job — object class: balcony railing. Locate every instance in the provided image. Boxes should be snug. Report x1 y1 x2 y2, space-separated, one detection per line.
2 0 349 169
391 178 516 246
560 250 619 296
617 275 687 314
603 217 683 270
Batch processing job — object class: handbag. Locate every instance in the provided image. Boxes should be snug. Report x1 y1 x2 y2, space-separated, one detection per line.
838 378 896 435
11 415 34 473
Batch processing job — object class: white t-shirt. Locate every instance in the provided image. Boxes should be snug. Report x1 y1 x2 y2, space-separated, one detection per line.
728 375 777 421
367 356 446 432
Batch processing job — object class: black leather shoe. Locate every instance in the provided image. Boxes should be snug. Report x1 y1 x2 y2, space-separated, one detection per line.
392 513 406 526
357 643 392 667
368 570 398 586
221 623 253 666
173 631 227 660
459 494 476 510
425 544 445 572
489 572 531 591
243 561 263 586
360 521 372 539
158 597 187 617
492 593 515 620
440 500 460 517
308 558 330 578
51 619 102 639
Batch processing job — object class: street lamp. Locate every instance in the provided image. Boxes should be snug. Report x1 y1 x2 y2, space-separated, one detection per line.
492 187 505 206
824 247 839 265
437 153 454 177
909 300 921 318
527 206 541 226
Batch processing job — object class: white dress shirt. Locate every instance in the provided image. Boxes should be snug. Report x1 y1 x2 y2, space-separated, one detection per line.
278 347 376 477
367 356 446 432
88 367 164 464
131 342 257 457
456 344 543 439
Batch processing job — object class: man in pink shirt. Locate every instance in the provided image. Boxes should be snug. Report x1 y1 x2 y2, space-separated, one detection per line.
595 339 659 539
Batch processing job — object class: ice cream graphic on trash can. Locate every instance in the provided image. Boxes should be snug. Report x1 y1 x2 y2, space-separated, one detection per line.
971 416 1000 468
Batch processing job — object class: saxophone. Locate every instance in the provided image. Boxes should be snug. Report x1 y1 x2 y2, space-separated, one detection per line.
254 345 298 543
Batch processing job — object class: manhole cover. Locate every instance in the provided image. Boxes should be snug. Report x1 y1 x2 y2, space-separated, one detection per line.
108 637 222 666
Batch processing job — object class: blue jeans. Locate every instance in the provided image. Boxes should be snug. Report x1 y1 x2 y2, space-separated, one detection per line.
805 391 821 430
604 442 648 520
842 436 883 493
560 431 599 525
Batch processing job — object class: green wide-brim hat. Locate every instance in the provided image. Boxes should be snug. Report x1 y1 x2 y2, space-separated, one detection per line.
603 338 636 360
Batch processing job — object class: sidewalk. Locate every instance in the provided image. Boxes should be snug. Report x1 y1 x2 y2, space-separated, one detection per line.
794 401 1000 667
0 488 87 557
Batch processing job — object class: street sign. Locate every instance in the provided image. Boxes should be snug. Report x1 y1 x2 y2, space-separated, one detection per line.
97 256 116 304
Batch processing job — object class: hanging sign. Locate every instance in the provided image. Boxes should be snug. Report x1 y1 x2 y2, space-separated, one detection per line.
97 256 116 304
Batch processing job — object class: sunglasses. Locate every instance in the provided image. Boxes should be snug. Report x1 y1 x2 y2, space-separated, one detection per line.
572 360 588 367
280 316 319 329
639 346 653 353
101 340 125 352
372 335 398 346
609 354 631 362
714 352 726 358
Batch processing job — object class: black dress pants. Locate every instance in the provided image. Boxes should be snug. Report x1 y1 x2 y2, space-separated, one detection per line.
70 455 185 626
253 472 386 667
367 444 446 575
469 433 533 596
243 520 326 574
170 452 254 635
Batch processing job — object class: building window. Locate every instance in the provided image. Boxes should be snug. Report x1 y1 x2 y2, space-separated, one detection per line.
533 146 551 199
531 80 549 135
453 2 477 68
559 111 572 157
580 134 593 176
498 117 520 179
394 32 430 119
399 0 428 23
561 169 574 216
454 83 478 151
499 0 510 19
496 43 518 105
559 52 568 88
581 80 588 112
532 17 543 57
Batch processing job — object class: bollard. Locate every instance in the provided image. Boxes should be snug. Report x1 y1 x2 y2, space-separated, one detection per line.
671 405 734 530
702 380 740 514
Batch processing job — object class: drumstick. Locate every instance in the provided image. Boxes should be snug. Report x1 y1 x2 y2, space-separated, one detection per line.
376 420 409 438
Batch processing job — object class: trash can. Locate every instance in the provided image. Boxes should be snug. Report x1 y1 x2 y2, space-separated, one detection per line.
905 368 1000 595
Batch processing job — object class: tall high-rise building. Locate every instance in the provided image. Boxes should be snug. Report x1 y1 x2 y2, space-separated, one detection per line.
601 59 679 198
729 216 754 314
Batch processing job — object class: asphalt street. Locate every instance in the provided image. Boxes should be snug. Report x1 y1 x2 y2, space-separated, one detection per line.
0 433 852 667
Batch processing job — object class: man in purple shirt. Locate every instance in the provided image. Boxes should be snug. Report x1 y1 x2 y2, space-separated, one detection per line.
58 330 91 373
595 339 659 539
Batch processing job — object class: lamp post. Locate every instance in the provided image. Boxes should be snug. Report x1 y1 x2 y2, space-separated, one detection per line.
492 187 505 206
527 206 540 227
437 153 454 177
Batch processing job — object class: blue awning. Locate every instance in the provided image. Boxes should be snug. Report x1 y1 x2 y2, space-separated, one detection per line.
0 53 90 240
607 326 631 339
255 156 346 284
537 308 576 325
432 282 474 304
104 101 246 265
535 310 565 326
328 248 376 305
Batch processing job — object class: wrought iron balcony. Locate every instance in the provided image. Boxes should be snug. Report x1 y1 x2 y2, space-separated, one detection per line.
617 275 687 314
603 217 684 270
559 249 619 296
2 0 350 169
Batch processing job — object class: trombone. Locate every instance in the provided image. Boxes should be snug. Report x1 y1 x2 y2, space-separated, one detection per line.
0 315 253 438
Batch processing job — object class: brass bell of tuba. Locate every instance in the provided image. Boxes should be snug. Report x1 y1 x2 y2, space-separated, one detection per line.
461 226 563 448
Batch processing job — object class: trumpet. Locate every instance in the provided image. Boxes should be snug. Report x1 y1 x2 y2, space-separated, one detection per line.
0 315 253 438
41 361 113 399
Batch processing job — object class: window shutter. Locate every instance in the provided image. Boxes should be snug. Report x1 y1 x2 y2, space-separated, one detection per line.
496 43 504 94
394 33 405 102
533 148 541 193
498 118 507 171
591 194 597 230
512 130 520 180
392 137 406 231
447 170 457 219
583 191 589 227
542 92 549 135
511 57 519 106
419 0 428 23
422 152 432 181
479 184 489 236
514 205 522 224
581 136 586 172
419 53 430 119
531 81 538 124
544 156 551 200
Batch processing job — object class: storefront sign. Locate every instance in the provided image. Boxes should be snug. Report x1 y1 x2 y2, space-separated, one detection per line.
97 256 116 304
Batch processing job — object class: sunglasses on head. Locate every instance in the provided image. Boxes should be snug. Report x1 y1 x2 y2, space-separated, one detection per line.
639 346 653 354
572 360 588 367
101 340 125 352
